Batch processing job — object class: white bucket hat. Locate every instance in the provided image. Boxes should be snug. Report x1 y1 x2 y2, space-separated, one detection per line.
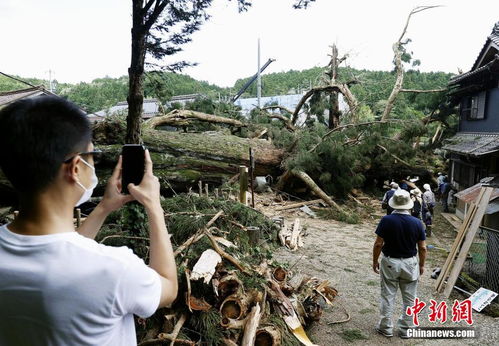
390 182 399 189
389 189 414 210
410 189 422 196
423 183 431 191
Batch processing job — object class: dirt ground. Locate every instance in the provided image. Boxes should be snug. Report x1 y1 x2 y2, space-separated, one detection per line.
259 197 499 345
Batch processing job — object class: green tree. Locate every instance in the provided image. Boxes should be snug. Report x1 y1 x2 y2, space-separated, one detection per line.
126 0 316 144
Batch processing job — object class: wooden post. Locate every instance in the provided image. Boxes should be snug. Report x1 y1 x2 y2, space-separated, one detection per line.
214 188 219 199
249 148 255 208
239 166 248 205
76 208 82 227
198 180 203 196
205 183 209 198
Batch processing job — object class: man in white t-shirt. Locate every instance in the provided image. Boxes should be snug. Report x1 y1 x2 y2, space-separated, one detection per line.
0 96 178 345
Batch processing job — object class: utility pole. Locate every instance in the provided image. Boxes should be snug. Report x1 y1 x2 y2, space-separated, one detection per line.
47 69 54 92
257 38 261 108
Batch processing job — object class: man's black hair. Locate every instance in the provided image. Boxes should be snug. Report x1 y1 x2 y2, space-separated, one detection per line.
0 96 91 195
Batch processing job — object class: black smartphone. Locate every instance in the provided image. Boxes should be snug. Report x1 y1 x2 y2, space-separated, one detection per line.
121 144 146 194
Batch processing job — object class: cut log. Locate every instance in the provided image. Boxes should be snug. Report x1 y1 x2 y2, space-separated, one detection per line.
255 326 282 346
272 267 288 283
221 317 247 329
220 293 251 320
217 273 243 299
242 303 262 346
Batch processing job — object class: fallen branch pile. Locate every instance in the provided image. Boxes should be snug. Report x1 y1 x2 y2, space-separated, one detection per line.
98 194 337 345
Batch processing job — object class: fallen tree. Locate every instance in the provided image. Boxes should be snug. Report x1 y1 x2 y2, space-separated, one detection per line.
92 115 284 192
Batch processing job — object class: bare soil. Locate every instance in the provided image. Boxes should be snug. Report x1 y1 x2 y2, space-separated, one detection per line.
259 197 499 345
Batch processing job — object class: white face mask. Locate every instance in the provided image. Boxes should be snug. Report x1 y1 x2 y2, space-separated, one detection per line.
75 158 98 207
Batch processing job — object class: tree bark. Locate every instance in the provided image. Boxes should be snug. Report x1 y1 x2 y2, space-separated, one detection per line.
241 304 262 346
93 125 284 193
127 1 148 144
329 93 340 129
381 6 440 121
291 170 341 210
255 327 281 346
220 293 251 320
328 45 341 129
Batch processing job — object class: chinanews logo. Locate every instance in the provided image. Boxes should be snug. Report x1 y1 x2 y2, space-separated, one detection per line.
404 298 477 339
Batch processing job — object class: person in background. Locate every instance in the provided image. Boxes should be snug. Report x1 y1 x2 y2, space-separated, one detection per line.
372 189 427 339
422 184 435 237
436 172 445 201
410 189 426 221
440 176 452 213
422 184 436 216
399 180 409 192
382 182 399 215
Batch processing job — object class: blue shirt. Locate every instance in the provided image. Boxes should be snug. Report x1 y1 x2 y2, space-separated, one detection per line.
375 213 425 258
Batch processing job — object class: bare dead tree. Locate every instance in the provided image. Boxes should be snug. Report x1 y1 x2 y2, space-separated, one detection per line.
380 5 442 121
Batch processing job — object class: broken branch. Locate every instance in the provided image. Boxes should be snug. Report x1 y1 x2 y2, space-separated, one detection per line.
204 227 250 274
144 109 246 129
173 211 223 257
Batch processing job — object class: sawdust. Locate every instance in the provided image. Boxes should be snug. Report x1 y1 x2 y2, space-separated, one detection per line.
258 196 499 345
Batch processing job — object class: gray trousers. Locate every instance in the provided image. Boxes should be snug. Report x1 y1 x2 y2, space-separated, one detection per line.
377 255 419 336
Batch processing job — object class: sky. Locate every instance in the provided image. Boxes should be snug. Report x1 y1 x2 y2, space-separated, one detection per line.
1 0 498 88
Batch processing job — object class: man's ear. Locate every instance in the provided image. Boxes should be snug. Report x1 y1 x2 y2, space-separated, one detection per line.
65 156 81 182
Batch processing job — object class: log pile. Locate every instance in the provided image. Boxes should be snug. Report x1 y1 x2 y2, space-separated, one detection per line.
97 194 337 346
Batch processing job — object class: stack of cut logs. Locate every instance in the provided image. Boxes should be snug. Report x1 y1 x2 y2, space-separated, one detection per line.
139 236 337 346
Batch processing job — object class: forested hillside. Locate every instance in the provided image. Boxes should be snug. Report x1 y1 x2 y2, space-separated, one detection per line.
1 67 453 116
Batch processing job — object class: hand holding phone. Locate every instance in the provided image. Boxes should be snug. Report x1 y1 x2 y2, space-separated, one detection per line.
121 144 145 194
124 148 162 212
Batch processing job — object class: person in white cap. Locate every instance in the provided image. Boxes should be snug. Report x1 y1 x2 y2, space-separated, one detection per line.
372 189 427 339
422 184 436 215
410 189 425 220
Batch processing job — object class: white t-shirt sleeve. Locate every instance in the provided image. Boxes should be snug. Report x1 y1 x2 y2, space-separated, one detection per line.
113 249 162 318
